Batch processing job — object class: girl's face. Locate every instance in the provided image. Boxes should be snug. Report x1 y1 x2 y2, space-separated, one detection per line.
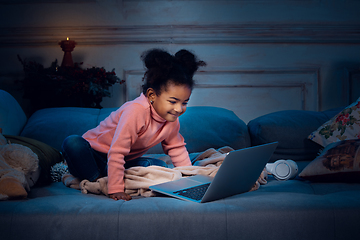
147 83 192 122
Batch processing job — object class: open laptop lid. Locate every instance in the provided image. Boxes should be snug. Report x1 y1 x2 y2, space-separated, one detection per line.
201 141 278 202
150 142 278 203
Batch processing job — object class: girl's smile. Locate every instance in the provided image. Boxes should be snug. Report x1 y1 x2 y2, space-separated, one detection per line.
147 83 192 122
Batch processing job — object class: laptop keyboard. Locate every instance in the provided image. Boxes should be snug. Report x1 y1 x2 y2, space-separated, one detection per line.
173 183 211 201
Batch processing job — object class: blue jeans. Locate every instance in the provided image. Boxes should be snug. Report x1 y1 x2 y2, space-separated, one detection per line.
61 135 167 182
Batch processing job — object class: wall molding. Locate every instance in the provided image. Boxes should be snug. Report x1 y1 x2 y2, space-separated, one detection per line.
1 23 360 46
344 67 360 104
194 68 319 111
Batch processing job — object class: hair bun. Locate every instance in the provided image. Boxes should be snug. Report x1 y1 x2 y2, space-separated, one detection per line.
141 49 174 70
175 49 206 78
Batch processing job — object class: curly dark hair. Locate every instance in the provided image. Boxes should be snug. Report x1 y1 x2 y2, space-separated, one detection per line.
141 49 206 95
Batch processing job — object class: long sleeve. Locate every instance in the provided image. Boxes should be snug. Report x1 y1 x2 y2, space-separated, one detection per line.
162 122 191 167
106 105 148 194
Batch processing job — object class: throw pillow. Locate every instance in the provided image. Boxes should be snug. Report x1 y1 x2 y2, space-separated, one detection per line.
299 139 360 182
308 97 360 147
4 135 63 186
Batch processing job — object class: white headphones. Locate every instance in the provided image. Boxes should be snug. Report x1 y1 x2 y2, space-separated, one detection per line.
265 160 298 181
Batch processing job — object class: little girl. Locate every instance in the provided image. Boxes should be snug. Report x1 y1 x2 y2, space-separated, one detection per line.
61 49 206 201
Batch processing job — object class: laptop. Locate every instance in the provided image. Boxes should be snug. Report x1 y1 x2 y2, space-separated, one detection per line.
149 142 278 203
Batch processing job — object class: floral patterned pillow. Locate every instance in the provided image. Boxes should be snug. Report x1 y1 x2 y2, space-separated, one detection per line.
308 97 360 147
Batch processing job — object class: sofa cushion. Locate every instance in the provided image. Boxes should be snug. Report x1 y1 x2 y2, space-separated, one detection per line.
4 135 63 185
181 107 251 152
299 139 360 182
248 109 341 162
2 181 360 240
0 90 27 135
20 107 108 151
308 97 360 147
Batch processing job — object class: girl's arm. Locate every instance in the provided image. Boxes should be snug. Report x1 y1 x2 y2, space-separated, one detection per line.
107 104 146 194
162 121 191 167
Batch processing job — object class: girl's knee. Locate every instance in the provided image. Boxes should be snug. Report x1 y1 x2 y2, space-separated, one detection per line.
62 135 86 150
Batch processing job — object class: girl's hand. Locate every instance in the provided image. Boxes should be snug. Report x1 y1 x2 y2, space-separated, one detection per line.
109 192 132 201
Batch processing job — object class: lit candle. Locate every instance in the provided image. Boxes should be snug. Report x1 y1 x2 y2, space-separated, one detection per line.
59 37 76 67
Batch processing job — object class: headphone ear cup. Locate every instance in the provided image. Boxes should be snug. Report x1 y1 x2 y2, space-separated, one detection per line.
286 160 298 179
266 160 298 181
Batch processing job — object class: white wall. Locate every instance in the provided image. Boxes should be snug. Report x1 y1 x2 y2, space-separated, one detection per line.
1 0 360 122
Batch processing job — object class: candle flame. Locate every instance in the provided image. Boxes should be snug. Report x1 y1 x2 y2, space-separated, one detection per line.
67 37 69 41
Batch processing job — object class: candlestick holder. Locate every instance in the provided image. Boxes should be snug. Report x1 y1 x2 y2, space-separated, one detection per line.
59 38 76 67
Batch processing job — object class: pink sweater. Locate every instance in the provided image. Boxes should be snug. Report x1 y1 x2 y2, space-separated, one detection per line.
82 93 191 194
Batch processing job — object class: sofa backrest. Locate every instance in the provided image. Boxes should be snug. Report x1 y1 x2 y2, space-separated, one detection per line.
148 106 251 154
20 105 251 153
0 90 27 135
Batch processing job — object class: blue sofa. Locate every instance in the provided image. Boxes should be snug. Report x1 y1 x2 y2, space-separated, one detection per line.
1 89 359 240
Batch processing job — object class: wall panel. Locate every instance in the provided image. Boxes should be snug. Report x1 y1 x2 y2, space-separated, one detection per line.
1 0 360 120
125 68 319 123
